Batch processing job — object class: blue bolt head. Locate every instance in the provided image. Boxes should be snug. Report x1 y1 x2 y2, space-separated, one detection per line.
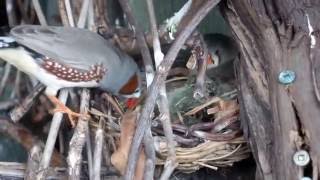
278 70 296 85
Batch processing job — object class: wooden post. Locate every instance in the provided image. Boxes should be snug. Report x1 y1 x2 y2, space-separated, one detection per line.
223 0 320 179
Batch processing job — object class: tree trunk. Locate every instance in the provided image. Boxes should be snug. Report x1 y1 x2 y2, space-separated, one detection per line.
222 0 320 179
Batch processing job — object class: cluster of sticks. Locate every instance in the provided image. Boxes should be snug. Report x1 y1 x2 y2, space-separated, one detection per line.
122 1 223 180
0 0 247 180
152 90 250 173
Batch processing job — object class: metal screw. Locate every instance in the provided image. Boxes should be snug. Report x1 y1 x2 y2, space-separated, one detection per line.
278 70 296 85
293 150 310 167
301 177 312 180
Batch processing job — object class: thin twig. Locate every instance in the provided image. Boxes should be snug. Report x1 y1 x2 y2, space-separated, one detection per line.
36 89 69 179
58 0 70 26
10 83 45 122
159 0 192 40
92 127 104 180
10 70 21 99
124 1 221 179
25 143 42 180
142 129 156 179
89 108 118 120
17 0 30 23
193 33 209 99
58 131 64 154
184 90 237 115
160 161 177 180
32 0 47 26
0 99 18 110
77 0 90 28
102 93 124 116
1 161 67 179
117 2 158 178
146 0 163 68
0 63 11 96
0 117 65 168
94 0 112 33
5 0 18 26
143 159 154 180
102 141 111 169
67 89 90 180
102 106 113 168
99 0 193 56
64 0 75 27
158 110 176 180
146 0 177 178
87 0 95 31
118 0 155 88
86 126 93 180
0 161 117 179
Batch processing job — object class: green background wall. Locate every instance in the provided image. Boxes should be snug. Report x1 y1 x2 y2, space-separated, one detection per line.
41 0 231 36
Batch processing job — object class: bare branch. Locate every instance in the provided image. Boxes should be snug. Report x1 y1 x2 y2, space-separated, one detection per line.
94 0 112 33
10 83 45 122
67 89 90 180
36 89 69 179
32 0 47 26
193 33 209 99
10 70 21 99
6 0 18 26
86 127 93 180
77 0 90 28
0 99 18 110
87 0 95 31
118 0 155 88
159 0 192 40
64 0 75 27
0 63 12 96
146 0 163 67
102 93 124 116
58 0 70 26
146 0 177 178
0 161 114 179
92 127 104 180
25 143 42 180
143 129 155 179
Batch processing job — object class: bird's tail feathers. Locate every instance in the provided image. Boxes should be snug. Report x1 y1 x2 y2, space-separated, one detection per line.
0 37 17 49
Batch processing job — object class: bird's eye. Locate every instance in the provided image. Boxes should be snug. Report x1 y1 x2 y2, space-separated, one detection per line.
134 88 140 93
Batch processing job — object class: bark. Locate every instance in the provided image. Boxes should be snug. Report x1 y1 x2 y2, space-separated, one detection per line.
223 0 320 179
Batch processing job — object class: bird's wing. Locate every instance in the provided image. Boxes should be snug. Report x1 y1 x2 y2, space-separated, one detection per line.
10 25 123 70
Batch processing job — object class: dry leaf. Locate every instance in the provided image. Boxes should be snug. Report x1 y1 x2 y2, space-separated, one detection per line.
207 106 220 115
215 99 239 119
218 99 238 111
185 96 221 116
111 110 145 180
186 54 197 69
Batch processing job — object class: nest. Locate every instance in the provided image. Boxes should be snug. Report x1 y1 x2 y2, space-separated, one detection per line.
150 73 251 173
156 137 249 173
152 97 250 172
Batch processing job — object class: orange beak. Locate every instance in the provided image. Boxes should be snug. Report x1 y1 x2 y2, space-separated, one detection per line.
126 98 140 109
207 54 214 64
